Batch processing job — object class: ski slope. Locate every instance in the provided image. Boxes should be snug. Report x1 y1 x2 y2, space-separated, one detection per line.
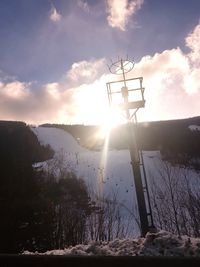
31 126 199 235
32 126 159 198
31 127 160 230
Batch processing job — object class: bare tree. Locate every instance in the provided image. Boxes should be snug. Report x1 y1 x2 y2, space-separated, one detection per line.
180 171 200 237
150 160 183 235
150 159 200 237
86 186 136 241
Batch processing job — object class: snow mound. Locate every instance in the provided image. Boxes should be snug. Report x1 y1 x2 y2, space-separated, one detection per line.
23 231 200 257
189 125 200 132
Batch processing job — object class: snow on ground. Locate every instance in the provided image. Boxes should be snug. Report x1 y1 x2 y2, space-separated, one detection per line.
32 127 85 153
31 126 199 235
189 125 200 131
23 230 200 256
29 127 200 256
31 127 160 228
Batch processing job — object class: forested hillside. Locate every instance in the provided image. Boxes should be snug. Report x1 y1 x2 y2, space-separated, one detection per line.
0 121 52 252
0 121 92 253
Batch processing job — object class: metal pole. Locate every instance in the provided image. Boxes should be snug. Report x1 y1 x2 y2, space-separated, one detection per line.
140 150 155 228
126 111 149 236
135 113 155 230
120 60 149 236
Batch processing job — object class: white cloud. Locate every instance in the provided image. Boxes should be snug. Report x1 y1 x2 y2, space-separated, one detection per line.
77 0 90 13
44 83 61 100
66 58 106 85
106 0 144 31
1 22 200 125
183 68 200 95
0 59 109 125
0 81 30 99
131 30 200 121
185 23 200 66
49 5 62 22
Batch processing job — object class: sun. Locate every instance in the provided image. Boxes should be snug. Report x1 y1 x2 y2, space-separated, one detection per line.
70 78 126 130
98 106 125 139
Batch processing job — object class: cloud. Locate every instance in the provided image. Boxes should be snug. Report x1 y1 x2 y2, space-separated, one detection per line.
0 70 17 82
131 30 200 121
0 81 30 100
1 22 200 125
0 59 110 125
77 0 90 13
66 58 106 86
49 5 62 22
185 23 200 66
106 0 144 31
0 80 66 124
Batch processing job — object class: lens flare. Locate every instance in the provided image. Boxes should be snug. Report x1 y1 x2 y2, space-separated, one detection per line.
97 107 125 196
98 107 124 139
97 124 110 197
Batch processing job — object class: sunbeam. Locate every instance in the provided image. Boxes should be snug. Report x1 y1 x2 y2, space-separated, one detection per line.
97 125 111 198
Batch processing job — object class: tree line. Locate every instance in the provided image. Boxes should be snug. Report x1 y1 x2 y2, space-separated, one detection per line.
42 116 200 170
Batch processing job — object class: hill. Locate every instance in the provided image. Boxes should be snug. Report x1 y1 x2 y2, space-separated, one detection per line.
1 117 200 253
41 116 200 170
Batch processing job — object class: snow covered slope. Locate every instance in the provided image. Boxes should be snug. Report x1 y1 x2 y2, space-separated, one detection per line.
31 127 160 232
32 126 85 153
31 126 200 238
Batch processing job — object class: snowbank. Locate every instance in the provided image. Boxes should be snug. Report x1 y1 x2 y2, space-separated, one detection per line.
23 231 200 257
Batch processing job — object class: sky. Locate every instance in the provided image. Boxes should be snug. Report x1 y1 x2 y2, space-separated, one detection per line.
0 0 200 125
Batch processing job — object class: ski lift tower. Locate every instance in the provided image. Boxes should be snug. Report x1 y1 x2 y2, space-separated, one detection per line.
106 57 154 237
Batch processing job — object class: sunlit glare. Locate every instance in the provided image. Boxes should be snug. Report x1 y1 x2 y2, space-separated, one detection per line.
97 106 125 196
98 107 125 139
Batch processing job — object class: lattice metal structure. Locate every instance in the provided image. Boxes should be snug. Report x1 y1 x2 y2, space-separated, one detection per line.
106 57 154 236
107 76 145 118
